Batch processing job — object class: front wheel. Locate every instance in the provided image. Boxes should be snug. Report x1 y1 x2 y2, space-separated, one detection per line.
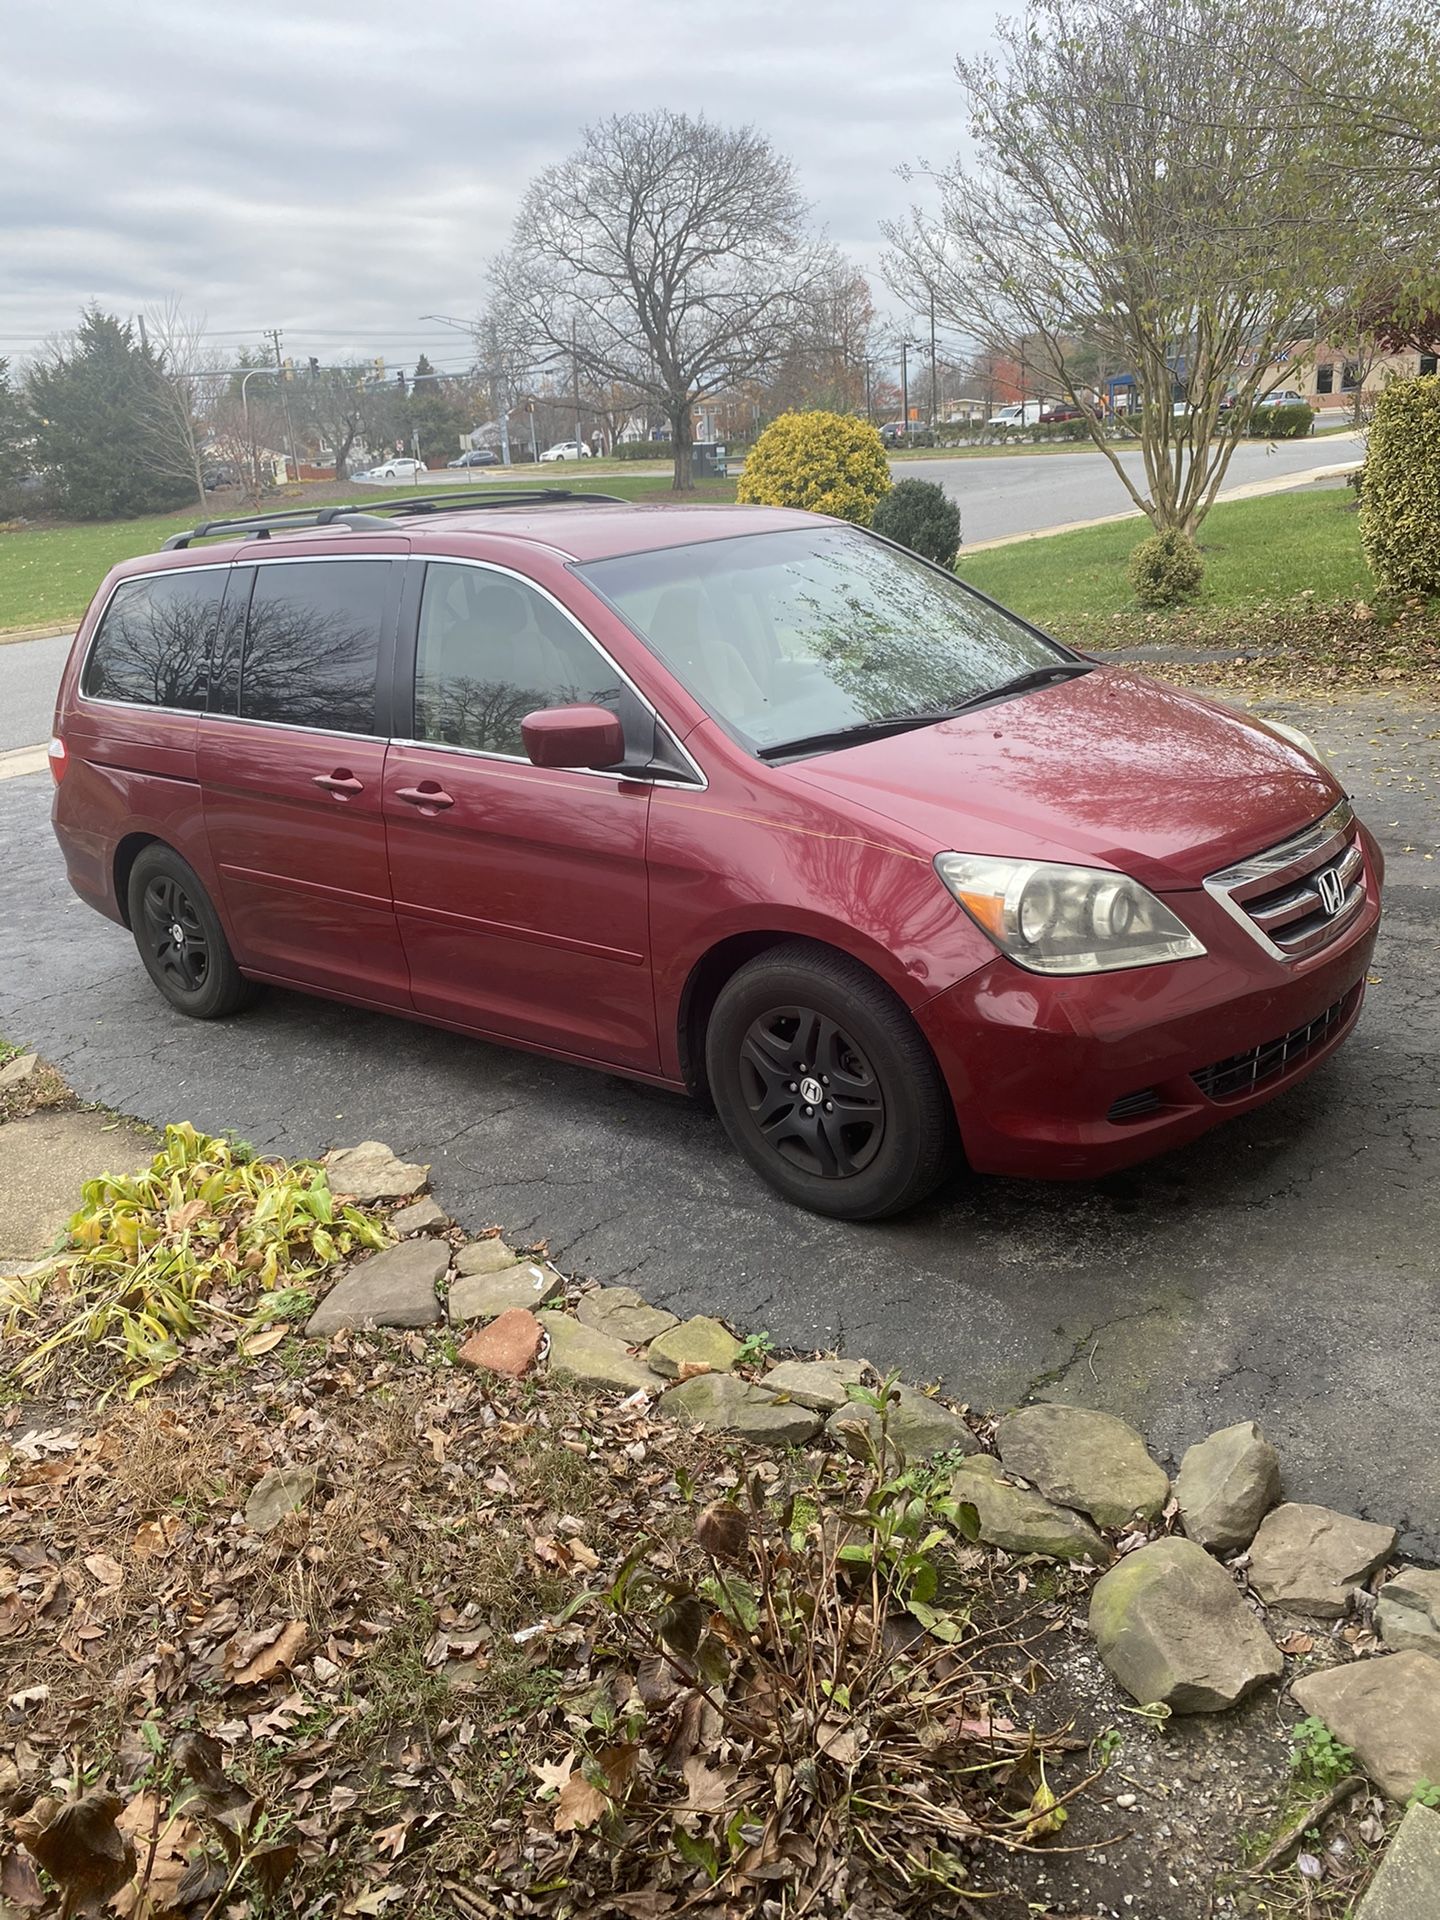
127 845 259 1020
705 942 955 1219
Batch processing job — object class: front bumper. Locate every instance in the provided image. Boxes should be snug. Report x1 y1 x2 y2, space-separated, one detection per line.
915 832 1382 1180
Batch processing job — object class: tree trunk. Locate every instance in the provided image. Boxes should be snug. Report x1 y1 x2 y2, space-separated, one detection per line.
670 404 693 492
335 426 355 483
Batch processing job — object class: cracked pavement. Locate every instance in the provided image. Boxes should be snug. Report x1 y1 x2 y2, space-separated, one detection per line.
1 689 1436 1550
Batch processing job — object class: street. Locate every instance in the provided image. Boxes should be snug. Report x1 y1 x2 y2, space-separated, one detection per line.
0 689 1435 1552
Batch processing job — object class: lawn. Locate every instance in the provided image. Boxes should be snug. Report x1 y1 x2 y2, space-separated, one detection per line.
0 473 739 634
957 486 1370 625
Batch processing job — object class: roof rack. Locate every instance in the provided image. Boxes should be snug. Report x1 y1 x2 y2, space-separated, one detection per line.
161 487 627 550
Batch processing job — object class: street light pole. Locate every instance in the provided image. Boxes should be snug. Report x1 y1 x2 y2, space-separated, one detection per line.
929 288 939 429
239 366 265 505
900 341 910 443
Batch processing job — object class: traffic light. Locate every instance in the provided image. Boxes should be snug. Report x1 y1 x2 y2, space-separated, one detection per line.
282 357 295 383
396 369 408 394
371 357 385 382
308 356 319 378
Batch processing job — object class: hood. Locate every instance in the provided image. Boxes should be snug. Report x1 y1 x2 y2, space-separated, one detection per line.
784 668 1341 891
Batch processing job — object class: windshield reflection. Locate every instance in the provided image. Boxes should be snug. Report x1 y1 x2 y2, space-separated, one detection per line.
579 527 1065 754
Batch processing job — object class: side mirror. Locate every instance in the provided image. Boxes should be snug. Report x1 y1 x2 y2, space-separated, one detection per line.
521 704 627 771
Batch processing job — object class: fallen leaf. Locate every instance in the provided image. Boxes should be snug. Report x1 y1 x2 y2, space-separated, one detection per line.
674 1361 713 1382
1276 1631 1316 1655
131 1517 183 1561
18 1790 136 1913
226 1620 309 1688
553 1772 609 1833
681 1758 729 1811
532 1755 574 1799
0 1851 45 1912
83 1554 124 1591
241 1326 288 1357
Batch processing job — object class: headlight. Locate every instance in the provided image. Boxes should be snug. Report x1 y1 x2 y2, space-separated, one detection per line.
1266 719 1324 764
934 854 1207 974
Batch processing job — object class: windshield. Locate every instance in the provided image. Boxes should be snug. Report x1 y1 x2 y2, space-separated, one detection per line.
576 525 1067 756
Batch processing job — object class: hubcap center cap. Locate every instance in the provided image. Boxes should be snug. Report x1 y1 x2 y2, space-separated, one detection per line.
169 922 185 946
798 1074 824 1107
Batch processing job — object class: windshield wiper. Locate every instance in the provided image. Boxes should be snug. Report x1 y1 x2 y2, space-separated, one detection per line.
944 661 1093 715
756 711 945 761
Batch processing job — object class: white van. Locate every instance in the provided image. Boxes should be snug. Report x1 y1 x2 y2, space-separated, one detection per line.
988 402 1045 431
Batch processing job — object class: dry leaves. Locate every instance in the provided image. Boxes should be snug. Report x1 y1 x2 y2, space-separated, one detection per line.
223 1620 308 1688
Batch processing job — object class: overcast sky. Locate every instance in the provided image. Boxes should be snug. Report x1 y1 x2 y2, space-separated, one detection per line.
0 1 992 380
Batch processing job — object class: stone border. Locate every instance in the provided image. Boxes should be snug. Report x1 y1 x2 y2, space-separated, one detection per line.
304 1142 1439 1816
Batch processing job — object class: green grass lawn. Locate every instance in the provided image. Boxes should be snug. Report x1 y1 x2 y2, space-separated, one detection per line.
0 474 739 634
957 487 1370 626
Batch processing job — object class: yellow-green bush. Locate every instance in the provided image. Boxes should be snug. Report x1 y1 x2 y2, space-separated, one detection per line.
1127 528 1204 607
736 410 891 524
1359 375 1440 594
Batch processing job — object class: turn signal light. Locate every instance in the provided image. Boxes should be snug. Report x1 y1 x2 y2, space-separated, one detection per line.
48 736 67 783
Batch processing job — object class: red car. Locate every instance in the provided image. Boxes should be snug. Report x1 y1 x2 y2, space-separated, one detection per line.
50 491 1381 1219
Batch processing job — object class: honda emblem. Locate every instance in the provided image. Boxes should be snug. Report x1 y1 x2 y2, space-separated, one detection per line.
1316 866 1346 917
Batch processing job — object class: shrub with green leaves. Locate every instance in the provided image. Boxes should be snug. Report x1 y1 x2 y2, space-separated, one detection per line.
736 409 890 524
1250 402 1315 440
1127 528 1205 607
1359 374 1440 595
870 478 962 567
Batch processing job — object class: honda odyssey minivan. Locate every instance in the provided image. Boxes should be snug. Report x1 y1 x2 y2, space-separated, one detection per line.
50 490 1382 1218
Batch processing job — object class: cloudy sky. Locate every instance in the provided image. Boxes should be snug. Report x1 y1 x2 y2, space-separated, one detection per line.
0 1 994 380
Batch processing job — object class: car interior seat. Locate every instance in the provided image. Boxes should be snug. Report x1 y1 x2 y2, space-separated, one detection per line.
647 585 764 718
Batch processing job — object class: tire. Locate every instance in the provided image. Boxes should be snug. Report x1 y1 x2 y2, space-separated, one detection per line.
705 941 954 1220
126 844 259 1020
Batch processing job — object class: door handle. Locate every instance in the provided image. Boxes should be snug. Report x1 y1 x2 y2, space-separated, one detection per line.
395 782 455 813
313 769 363 797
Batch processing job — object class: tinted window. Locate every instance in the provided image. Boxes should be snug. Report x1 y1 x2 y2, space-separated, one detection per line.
83 568 226 711
414 563 624 757
240 560 388 734
578 526 1062 754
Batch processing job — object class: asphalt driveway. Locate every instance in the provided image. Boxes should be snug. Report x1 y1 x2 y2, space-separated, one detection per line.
1 688 1436 1550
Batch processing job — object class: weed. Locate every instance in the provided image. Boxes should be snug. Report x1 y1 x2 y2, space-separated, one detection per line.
736 1329 776 1366
1290 1715 1357 1790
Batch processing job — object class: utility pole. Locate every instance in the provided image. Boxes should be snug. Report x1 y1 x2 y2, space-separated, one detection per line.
136 312 149 353
485 321 512 467
900 341 910 443
571 316 583 451
863 356 873 425
264 327 302 484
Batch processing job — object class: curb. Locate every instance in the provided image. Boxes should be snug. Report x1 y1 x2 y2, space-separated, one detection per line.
0 625 74 647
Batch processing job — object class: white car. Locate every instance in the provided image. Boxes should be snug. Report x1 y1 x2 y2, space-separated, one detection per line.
363 457 426 480
538 441 592 462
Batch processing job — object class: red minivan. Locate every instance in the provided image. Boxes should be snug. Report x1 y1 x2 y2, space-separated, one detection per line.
51 491 1382 1218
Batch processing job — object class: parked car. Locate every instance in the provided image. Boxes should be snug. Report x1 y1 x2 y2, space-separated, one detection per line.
448 448 500 468
361 457 426 481
51 497 1382 1219
539 441 592 462
1038 404 1084 424
201 463 237 490
987 403 1046 431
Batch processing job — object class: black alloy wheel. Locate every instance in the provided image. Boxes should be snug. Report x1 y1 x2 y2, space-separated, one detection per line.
706 941 955 1220
126 844 258 1020
140 872 211 996
738 1004 886 1180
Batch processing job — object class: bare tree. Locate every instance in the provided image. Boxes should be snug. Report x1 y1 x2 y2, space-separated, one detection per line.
137 301 213 510
884 0 1404 541
492 111 832 489
762 260 878 417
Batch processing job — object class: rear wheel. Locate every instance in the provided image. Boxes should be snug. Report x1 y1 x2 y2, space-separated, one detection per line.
126 845 258 1020
705 942 954 1219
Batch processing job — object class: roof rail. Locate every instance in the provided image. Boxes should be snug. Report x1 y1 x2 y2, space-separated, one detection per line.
161 487 627 550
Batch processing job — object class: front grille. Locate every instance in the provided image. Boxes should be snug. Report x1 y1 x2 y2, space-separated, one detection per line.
1191 987 1359 1102
1107 1087 1163 1123
1205 800 1368 962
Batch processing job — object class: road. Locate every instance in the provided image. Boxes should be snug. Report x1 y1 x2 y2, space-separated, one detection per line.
0 689 1435 1553
892 433 1363 545
0 634 71 752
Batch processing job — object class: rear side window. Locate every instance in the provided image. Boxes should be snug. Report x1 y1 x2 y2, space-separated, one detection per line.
413 562 624 757
240 560 388 735
82 568 226 711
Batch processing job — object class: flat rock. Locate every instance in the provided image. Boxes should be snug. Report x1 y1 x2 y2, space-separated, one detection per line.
827 1384 979 1463
0 1052 39 1089
244 1466 316 1535
454 1238 520 1278
449 1258 562 1323
575 1286 678 1346
1089 1537 1284 1713
1248 1503 1397 1618
997 1405 1168 1530
0 1110 155 1264
662 1373 821 1445
950 1455 1110 1564
1292 1653 1440 1800
391 1196 448 1236
458 1308 543 1378
305 1240 447 1335
647 1315 743 1379
762 1357 870 1413
1176 1421 1281 1553
539 1312 657 1394
324 1140 427 1203
1354 1801 1440 1918
1377 1569 1440 1655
